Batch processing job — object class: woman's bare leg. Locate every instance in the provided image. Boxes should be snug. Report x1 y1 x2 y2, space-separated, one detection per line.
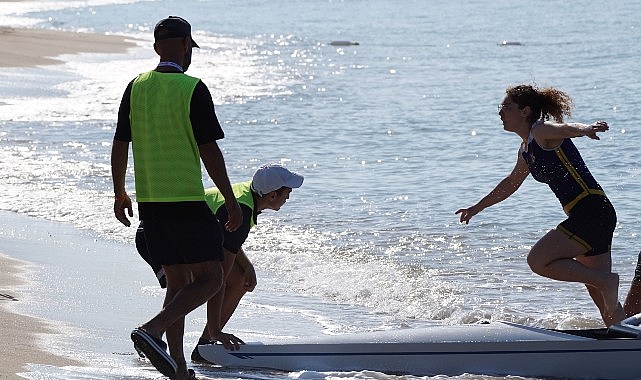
527 229 622 325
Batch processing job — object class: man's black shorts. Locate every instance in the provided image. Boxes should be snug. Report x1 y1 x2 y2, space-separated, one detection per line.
143 217 224 265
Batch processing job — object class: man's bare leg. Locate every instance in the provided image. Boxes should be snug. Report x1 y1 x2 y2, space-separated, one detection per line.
624 279 641 317
141 261 223 372
199 250 236 341
624 252 641 317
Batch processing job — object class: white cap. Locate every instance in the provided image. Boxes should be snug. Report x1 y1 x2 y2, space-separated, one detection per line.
251 164 304 196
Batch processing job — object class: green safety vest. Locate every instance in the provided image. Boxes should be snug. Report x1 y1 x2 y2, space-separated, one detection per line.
130 71 204 202
205 181 256 229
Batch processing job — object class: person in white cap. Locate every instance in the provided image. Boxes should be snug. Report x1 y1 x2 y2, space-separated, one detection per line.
134 164 304 360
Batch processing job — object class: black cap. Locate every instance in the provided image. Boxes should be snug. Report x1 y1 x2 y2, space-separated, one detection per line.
154 16 199 48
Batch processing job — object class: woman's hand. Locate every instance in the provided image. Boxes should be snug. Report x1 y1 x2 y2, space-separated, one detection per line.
583 120 609 140
455 205 480 224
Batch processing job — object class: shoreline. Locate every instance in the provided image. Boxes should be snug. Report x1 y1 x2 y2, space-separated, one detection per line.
0 15 138 376
0 26 137 67
0 253 82 380
0 210 169 379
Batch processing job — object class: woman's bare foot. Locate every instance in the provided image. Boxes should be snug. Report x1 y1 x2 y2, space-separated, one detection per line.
603 302 625 327
601 272 621 319
601 273 625 326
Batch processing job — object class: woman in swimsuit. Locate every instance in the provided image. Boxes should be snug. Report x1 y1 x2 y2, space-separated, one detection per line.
456 84 624 326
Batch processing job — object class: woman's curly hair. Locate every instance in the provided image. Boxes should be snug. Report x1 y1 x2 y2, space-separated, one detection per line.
506 84 574 123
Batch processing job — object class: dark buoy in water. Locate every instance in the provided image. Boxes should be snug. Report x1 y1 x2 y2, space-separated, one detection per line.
498 41 523 46
330 40 360 46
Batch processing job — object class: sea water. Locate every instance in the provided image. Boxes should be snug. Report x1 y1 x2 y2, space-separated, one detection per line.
1 0 641 378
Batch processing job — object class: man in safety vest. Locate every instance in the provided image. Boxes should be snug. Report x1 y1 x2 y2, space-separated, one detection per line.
112 16 242 380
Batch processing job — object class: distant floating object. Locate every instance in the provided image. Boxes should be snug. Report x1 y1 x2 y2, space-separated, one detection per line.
498 41 523 46
330 40 360 46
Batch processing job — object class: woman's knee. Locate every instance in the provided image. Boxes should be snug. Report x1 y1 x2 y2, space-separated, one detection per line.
527 256 542 275
526 248 547 275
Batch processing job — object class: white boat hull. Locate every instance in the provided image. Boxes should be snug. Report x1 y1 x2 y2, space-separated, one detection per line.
197 316 641 379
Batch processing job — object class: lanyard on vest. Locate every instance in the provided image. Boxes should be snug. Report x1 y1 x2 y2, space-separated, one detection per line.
157 61 184 72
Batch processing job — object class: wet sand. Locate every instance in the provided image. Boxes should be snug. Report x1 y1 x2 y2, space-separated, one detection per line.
0 13 136 376
0 254 82 379
0 26 136 67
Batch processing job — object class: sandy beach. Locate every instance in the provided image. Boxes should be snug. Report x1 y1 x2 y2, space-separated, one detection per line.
0 210 165 379
0 26 136 67
0 15 136 376
0 254 82 379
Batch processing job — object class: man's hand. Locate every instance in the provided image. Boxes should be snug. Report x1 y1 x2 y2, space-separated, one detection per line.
114 194 133 226
224 199 243 232
210 330 245 351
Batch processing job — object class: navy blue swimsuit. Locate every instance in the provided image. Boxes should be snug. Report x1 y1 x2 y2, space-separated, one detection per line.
520 124 616 255
520 128 605 214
